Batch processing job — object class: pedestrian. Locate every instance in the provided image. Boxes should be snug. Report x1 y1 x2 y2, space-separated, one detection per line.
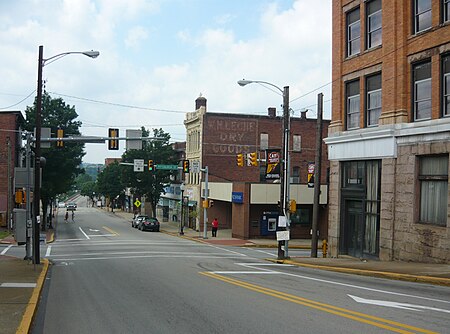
71 211 75 221
212 218 219 237
65 211 69 222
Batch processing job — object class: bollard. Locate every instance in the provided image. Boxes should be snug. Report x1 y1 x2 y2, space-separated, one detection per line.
322 239 327 258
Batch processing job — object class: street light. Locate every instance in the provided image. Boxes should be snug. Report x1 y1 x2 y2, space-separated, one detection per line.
238 79 290 260
179 183 185 235
33 45 99 265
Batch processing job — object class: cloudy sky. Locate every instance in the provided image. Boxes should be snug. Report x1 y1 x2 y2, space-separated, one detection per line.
0 0 331 163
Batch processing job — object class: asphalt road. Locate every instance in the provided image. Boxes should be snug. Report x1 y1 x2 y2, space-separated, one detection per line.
22 205 450 334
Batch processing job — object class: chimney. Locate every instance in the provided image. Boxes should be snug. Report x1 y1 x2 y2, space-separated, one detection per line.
300 110 307 119
268 107 276 118
195 94 207 110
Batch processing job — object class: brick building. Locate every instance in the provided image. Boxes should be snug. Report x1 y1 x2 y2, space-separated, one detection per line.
325 0 450 263
184 96 329 239
0 110 25 227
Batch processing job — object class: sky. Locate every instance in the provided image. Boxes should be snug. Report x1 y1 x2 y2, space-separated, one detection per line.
0 0 332 164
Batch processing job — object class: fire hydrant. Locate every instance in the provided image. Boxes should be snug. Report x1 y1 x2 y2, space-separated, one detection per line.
322 239 328 258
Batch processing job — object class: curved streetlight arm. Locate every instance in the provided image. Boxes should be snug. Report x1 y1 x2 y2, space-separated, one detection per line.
237 79 283 94
43 50 100 66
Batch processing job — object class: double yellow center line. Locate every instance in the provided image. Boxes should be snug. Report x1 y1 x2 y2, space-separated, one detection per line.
200 272 437 334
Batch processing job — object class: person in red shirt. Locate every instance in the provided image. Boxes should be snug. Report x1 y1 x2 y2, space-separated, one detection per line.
211 218 219 237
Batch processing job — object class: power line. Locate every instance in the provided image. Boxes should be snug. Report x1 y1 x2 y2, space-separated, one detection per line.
0 90 36 110
50 92 189 114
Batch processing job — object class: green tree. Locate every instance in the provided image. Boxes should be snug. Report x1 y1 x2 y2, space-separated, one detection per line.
96 162 124 212
121 128 176 216
24 92 85 228
80 180 96 207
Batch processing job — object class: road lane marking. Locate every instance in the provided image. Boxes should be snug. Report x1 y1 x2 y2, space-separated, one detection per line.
45 246 52 257
89 234 117 237
233 263 450 305
252 249 276 256
49 251 245 257
348 295 450 314
78 227 90 240
102 226 119 236
1 283 37 288
1 245 12 255
52 255 248 261
206 244 247 256
200 272 437 334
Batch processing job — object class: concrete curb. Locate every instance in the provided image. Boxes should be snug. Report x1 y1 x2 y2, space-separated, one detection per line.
46 231 55 244
161 229 311 249
267 258 450 287
15 258 49 334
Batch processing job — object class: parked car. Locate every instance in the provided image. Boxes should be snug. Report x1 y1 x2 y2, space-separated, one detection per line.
66 202 77 211
58 202 66 208
139 217 160 232
132 215 149 228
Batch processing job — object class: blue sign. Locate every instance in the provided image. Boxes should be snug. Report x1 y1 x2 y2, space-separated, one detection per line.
232 192 243 203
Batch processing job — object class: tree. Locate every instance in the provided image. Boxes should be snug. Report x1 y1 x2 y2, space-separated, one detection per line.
80 180 96 207
121 128 176 216
24 92 85 228
96 162 124 212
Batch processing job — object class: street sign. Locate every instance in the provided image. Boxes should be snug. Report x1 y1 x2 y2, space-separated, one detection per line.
134 199 141 207
156 164 178 170
126 129 142 150
192 161 200 173
133 159 144 172
276 230 290 241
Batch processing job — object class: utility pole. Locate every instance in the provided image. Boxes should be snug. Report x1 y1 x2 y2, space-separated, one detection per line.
311 93 323 257
33 45 43 265
278 86 290 260
202 166 209 239
25 132 32 260
6 137 12 232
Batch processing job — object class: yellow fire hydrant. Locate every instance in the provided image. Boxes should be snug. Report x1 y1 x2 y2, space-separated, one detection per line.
322 239 328 258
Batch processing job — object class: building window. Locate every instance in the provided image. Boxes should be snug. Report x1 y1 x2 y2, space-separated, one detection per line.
413 61 432 120
444 0 450 22
291 166 300 184
366 73 382 127
442 55 450 117
366 0 382 49
260 133 269 151
419 155 448 226
342 160 365 188
346 80 360 130
293 135 301 152
414 0 432 34
347 7 361 57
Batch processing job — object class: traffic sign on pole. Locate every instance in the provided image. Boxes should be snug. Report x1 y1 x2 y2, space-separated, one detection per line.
133 159 144 172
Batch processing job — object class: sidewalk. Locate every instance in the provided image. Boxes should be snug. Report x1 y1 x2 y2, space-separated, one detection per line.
1 211 450 334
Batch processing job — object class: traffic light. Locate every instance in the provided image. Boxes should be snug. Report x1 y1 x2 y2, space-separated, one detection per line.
289 199 297 213
108 128 119 150
236 154 244 167
209 199 214 207
183 160 190 173
249 152 258 166
15 190 25 204
148 160 154 172
56 128 64 147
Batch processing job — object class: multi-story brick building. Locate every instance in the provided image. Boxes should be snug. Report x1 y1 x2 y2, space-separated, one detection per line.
184 96 330 239
325 0 450 263
0 110 24 227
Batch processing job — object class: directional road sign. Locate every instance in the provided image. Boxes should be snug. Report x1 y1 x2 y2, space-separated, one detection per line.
156 164 178 170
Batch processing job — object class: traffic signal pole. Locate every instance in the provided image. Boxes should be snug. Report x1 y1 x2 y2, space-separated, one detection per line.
202 166 209 239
